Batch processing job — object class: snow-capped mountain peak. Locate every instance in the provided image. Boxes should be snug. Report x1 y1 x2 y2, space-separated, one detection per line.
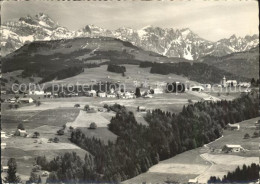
1 13 259 59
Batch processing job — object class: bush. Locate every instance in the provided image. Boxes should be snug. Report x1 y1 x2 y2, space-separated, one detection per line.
87 108 96 113
89 122 97 129
57 129 64 136
252 131 259 138
35 101 41 106
103 104 109 109
53 137 59 143
244 133 250 139
74 104 80 108
84 105 90 111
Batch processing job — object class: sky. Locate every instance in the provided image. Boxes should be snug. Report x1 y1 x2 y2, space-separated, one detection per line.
1 0 259 41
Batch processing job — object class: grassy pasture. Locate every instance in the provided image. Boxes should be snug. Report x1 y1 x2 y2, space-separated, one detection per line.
124 148 210 184
43 64 199 91
208 117 259 153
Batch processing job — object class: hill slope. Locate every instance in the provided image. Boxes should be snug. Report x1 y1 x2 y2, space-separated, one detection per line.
2 37 183 79
199 46 259 79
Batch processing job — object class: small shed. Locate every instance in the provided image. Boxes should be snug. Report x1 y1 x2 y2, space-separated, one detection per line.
226 123 240 130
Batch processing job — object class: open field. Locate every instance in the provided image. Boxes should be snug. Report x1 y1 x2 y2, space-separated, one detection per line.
124 148 210 183
44 64 199 90
2 108 80 130
66 110 111 128
197 153 258 183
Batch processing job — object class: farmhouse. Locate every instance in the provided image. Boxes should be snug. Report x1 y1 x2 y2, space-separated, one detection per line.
222 144 245 153
190 86 205 92
1 143 6 149
19 97 34 103
8 97 17 103
1 131 6 138
1 90 7 94
204 84 211 89
1 166 9 172
15 129 27 137
86 90 97 97
137 106 146 112
226 123 240 130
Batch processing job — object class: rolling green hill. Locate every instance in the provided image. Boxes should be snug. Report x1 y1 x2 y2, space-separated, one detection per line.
2 37 186 79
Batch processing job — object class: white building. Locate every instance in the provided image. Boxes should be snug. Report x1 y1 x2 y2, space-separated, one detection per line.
16 129 27 137
124 92 135 99
238 82 251 88
190 86 205 92
1 143 7 149
2 166 9 172
188 178 198 184
98 92 106 98
222 144 245 153
86 90 97 97
29 90 45 95
226 80 238 87
1 131 6 138
107 94 116 98
19 97 34 103
153 88 164 94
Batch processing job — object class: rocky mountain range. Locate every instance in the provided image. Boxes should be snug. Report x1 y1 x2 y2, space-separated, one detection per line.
1 13 259 60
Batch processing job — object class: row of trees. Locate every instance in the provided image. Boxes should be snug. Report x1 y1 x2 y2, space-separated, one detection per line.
107 64 126 74
139 62 248 83
208 163 259 183
35 94 258 183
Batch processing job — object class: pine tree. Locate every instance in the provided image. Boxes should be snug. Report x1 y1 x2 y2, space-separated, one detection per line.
4 158 21 183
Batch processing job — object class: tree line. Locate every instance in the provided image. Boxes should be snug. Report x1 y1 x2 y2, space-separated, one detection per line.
34 94 258 183
107 64 126 74
208 163 259 183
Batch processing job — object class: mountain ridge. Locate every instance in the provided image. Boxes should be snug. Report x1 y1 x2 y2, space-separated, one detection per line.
1 13 259 60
